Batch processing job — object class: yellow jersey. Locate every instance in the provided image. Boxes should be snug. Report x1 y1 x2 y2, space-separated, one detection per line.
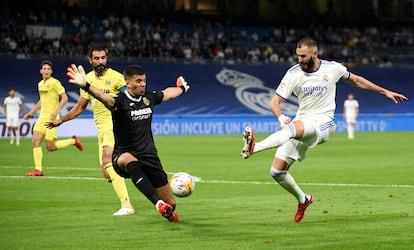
81 68 125 131
37 77 65 120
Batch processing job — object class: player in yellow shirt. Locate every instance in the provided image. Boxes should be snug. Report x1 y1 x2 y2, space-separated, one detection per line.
24 60 83 177
47 45 135 216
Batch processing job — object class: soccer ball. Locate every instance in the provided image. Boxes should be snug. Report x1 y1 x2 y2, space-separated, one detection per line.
170 172 195 197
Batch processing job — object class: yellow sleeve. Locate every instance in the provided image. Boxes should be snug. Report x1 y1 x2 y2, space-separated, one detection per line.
54 78 66 95
80 88 91 100
113 70 126 92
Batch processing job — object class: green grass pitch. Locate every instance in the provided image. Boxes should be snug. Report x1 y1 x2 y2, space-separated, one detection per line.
1 132 413 249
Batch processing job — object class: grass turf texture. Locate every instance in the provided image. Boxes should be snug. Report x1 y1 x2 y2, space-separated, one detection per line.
0 132 413 249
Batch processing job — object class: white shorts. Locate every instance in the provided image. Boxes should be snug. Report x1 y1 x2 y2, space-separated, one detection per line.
6 115 20 127
345 116 356 124
275 114 336 164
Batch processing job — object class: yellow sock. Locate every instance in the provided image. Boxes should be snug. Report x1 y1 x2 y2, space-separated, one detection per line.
33 147 43 171
55 138 75 149
105 163 133 208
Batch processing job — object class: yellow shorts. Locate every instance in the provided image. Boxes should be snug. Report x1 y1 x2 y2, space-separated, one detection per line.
97 129 115 165
33 118 57 141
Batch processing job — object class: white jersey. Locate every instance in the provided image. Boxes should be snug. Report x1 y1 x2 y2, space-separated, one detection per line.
4 96 22 117
276 60 350 119
344 99 359 118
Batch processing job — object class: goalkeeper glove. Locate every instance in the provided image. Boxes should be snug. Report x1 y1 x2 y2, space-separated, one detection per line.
67 64 87 89
278 114 291 127
176 76 190 93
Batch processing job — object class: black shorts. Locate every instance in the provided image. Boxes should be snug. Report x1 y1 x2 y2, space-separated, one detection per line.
112 152 168 189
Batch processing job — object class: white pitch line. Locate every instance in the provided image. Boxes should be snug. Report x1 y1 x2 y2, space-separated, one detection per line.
0 165 203 182
0 175 412 188
0 165 98 171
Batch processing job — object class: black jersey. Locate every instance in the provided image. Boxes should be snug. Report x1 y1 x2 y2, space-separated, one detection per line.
111 90 164 155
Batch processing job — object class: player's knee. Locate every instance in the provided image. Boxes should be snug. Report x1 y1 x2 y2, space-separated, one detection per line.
46 144 57 151
270 167 287 183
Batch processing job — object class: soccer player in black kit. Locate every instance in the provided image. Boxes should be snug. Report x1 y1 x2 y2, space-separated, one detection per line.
66 63 190 222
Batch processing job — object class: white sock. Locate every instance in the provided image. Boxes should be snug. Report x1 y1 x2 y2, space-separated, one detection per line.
16 129 20 144
270 167 306 203
347 124 355 137
9 129 14 140
254 125 295 153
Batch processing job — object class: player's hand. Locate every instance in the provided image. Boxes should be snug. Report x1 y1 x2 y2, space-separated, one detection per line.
23 113 33 120
45 120 63 129
278 114 291 127
67 64 87 88
385 90 407 104
176 76 190 93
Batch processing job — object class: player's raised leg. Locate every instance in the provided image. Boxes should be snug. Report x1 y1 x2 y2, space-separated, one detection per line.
126 161 179 222
241 122 298 159
241 126 255 159
54 136 83 151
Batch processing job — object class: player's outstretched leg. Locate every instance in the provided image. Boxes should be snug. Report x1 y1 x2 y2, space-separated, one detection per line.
127 161 179 222
294 194 314 222
241 126 255 159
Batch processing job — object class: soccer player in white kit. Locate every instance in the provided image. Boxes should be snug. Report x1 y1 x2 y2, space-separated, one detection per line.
3 88 23 145
240 37 407 223
343 93 359 139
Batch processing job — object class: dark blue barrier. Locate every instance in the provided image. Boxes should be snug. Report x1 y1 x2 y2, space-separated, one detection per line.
1 59 412 119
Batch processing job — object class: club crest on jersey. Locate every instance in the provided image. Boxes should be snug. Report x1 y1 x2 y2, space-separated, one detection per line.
105 80 111 86
323 74 329 82
143 97 150 106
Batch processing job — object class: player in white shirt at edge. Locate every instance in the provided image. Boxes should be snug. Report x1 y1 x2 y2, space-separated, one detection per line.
3 88 23 145
343 93 359 139
240 37 407 223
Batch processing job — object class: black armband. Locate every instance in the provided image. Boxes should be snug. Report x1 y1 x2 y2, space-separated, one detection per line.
179 85 186 94
81 82 91 91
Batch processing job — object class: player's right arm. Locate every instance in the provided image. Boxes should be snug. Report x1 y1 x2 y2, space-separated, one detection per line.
24 101 41 120
270 95 291 126
46 97 89 128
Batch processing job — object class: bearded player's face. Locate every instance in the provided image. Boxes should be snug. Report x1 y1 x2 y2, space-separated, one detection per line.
89 50 108 74
296 46 316 73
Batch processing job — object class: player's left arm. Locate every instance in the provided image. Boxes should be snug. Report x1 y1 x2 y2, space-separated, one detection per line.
19 100 23 117
162 76 190 102
346 72 407 104
3 102 7 117
67 64 115 109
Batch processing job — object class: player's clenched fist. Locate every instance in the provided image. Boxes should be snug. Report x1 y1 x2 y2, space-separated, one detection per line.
67 64 87 88
176 76 190 93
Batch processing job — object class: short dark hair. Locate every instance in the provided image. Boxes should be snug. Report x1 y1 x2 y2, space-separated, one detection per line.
40 60 53 69
124 65 146 80
297 37 318 49
9 88 15 92
88 43 107 58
